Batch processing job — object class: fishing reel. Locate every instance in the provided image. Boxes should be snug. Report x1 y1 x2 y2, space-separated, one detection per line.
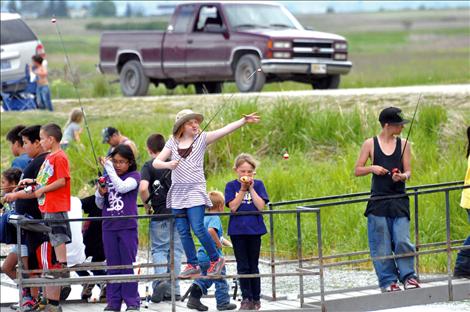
98 176 107 188
145 180 162 205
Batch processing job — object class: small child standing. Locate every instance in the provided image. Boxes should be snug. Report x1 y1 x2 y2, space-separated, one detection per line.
33 123 72 311
225 154 269 311
31 55 53 111
187 191 237 311
61 108 83 149
153 109 260 279
95 144 141 311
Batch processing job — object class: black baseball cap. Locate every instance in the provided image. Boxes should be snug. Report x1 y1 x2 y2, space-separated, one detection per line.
379 107 409 125
101 127 118 143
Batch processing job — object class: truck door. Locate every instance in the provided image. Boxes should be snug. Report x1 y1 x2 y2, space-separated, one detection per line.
162 4 196 79
185 4 231 80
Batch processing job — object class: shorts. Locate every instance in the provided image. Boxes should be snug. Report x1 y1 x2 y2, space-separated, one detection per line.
36 241 60 272
10 244 28 257
44 212 71 247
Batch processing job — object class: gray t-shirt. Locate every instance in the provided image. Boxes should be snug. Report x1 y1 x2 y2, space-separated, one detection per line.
63 122 81 143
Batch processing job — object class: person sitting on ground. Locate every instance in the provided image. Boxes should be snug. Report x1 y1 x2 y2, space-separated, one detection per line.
186 191 237 311
61 108 84 149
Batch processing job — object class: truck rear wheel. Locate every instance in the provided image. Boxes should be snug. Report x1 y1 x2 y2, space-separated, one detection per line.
235 54 265 92
311 75 340 90
120 60 150 96
194 82 222 94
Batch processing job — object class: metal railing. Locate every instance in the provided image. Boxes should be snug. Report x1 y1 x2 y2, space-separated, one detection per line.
4 180 469 312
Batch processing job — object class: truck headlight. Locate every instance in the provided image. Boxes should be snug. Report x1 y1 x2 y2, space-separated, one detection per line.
273 52 291 58
333 53 347 60
273 41 292 49
334 42 347 50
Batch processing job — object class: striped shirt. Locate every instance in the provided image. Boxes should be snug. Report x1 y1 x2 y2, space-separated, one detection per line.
165 131 212 209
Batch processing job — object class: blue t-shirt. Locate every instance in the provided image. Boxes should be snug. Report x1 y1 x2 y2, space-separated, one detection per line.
197 214 224 260
225 179 269 236
11 153 31 171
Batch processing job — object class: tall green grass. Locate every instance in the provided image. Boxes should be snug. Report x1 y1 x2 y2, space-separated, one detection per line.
1 97 468 272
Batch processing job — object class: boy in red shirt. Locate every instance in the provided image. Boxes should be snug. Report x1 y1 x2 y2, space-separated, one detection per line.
24 123 71 311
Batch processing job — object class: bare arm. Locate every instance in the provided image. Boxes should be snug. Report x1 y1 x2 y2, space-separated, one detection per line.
354 139 388 176
153 147 178 170
206 113 260 145
208 228 222 249
34 178 66 198
249 185 266 211
392 139 412 182
228 189 248 212
139 180 153 214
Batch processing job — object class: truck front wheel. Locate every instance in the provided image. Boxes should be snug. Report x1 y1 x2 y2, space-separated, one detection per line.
311 75 340 90
120 60 150 96
234 54 265 92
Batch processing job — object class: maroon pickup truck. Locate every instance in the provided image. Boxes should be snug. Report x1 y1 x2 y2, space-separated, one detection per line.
99 2 352 96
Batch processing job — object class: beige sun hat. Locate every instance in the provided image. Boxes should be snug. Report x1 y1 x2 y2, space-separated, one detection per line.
172 109 204 135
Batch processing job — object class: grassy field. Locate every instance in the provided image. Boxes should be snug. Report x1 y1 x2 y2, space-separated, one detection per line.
1 91 469 272
20 8 470 98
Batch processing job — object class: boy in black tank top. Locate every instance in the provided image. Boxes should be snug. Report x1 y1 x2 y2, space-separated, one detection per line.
354 107 420 292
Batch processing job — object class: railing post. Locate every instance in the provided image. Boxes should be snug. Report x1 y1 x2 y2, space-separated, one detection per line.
445 190 453 301
316 209 325 312
414 187 420 280
170 215 176 312
16 221 23 312
268 202 276 300
296 208 304 307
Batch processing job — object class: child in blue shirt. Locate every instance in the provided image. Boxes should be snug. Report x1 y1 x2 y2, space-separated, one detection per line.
187 191 237 311
225 154 269 311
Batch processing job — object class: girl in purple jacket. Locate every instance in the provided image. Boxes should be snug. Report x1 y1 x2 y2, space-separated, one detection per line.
95 144 141 311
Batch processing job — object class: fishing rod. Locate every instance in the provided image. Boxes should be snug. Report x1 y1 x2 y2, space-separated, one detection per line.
51 16 102 177
391 94 422 176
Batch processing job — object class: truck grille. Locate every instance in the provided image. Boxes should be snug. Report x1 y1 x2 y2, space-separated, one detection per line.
292 39 333 59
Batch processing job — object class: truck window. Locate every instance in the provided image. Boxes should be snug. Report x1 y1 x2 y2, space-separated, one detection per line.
1 19 37 45
194 6 222 32
173 5 196 33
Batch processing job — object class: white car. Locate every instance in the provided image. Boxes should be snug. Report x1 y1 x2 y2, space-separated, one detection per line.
1 13 44 93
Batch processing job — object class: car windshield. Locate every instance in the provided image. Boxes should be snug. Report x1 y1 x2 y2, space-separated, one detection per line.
223 4 302 30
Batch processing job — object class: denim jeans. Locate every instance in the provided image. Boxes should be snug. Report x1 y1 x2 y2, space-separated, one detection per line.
194 249 230 306
454 210 470 275
172 206 219 265
367 215 416 288
150 218 183 295
36 85 53 111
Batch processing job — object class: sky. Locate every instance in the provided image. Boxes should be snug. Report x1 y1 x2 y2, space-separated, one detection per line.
67 1 470 16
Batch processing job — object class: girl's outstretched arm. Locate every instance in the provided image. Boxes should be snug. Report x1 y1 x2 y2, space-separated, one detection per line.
206 112 260 145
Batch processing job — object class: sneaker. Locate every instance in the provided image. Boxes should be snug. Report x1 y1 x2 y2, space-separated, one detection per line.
239 299 254 310
103 306 120 312
81 284 95 301
404 277 421 290
381 282 401 293
151 282 170 303
217 302 237 311
178 264 201 279
29 295 48 311
126 307 140 311
252 300 261 311
43 304 63 312
207 257 225 276
187 296 208 311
